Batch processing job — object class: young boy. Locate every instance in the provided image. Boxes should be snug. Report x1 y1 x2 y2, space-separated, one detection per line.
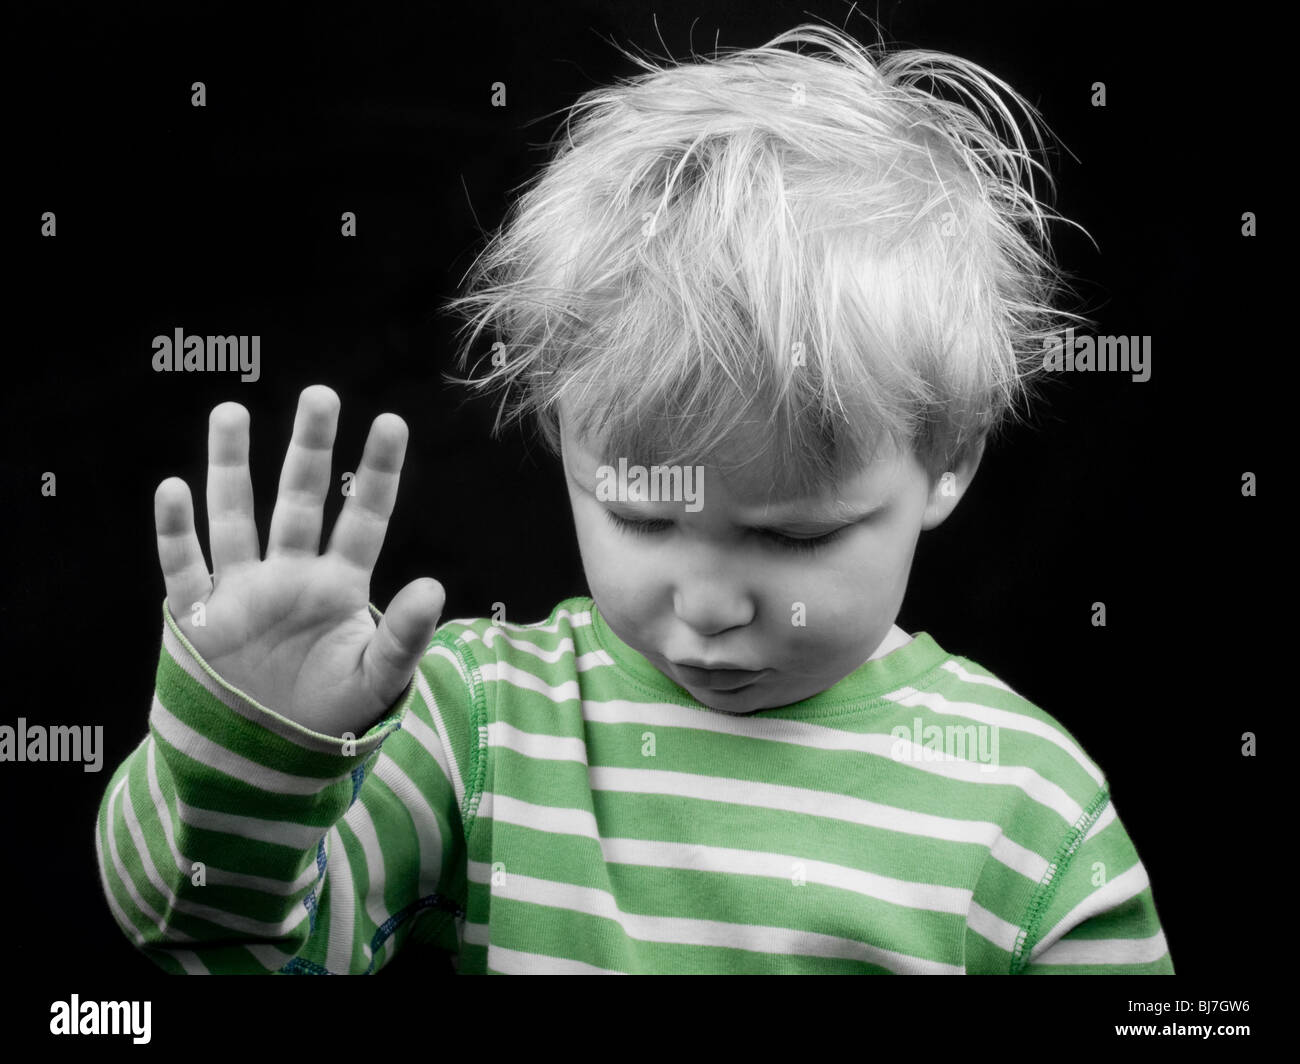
96 24 1172 974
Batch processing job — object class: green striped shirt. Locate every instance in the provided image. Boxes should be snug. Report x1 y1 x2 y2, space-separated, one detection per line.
95 595 1172 974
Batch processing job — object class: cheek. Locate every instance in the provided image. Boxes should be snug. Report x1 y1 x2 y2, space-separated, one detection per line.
783 536 910 625
572 505 649 597
573 513 611 577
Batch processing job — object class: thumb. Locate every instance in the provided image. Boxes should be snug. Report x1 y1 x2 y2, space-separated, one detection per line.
363 578 446 707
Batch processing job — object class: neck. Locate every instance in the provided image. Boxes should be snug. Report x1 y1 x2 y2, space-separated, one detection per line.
869 624 913 661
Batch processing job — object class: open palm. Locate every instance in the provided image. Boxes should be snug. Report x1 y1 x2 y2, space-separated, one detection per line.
153 385 445 737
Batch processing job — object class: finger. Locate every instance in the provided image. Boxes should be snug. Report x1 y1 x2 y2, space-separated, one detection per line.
267 384 341 557
155 477 213 618
325 412 408 575
362 578 446 707
206 402 261 574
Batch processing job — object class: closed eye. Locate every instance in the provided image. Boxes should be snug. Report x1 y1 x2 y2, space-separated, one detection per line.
603 510 848 554
762 527 847 553
603 511 673 536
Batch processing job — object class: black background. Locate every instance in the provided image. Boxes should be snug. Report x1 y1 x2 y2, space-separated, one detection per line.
6 0 1272 993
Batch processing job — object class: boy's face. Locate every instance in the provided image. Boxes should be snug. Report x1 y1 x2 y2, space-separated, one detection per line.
559 405 979 713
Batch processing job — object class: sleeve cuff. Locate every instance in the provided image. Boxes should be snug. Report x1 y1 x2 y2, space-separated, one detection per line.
156 596 416 774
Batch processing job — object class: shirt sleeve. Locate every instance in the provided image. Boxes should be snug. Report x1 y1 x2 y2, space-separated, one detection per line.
1013 792 1174 974
94 597 484 974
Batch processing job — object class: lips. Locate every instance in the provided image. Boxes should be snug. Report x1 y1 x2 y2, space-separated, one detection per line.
670 662 768 691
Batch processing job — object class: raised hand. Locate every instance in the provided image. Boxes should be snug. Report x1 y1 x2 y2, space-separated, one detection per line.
153 384 445 737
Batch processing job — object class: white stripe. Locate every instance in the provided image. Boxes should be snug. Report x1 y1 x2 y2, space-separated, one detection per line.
601 835 973 914
468 863 961 974
464 627 576 663
340 798 393 967
371 752 444 900
1083 801 1117 842
459 622 615 672
502 608 592 634
118 770 191 938
150 696 350 796
95 777 149 948
884 686 1104 787
167 949 210 974
174 793 327 850
442 612 594 637
487 943 626 974
576 650 618 671
879 738 1082 823
1029 861 1152 960
487 722 590 764
427 642 472 686
940 659 1016 692
479 660 581 703
990 833 1050 882
407 675 465 806
590 766 997 846
324 824 360 972
965 901 1021 953
460 917 620 976
484 791 971 914
1031 929 1169 966
105 778 189 939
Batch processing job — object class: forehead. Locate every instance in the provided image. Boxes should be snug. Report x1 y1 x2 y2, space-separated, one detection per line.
558 405 911 518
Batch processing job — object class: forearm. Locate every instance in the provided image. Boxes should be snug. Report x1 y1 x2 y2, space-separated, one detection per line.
94 604 416 974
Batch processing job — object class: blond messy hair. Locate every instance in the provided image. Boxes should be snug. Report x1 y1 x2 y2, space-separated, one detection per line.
445 22 1089 495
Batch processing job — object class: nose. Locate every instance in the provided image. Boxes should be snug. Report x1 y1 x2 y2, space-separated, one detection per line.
672 568 756 636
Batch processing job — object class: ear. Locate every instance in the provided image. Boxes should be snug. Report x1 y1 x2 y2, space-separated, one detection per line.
920 437 986 531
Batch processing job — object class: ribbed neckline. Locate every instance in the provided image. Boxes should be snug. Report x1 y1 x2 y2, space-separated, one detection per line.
584 596 949 718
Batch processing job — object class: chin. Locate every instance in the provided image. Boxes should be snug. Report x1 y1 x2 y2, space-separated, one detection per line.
691 685 775 714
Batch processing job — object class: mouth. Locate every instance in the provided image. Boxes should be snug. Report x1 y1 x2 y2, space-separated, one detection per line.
669 662 769 691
